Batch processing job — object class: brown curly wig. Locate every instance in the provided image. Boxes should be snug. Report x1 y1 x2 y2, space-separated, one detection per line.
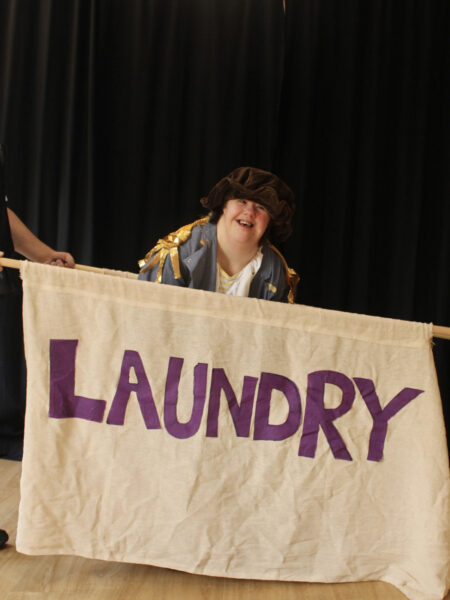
200 166 295 244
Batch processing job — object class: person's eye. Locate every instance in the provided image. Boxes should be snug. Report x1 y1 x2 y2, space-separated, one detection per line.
256 204 267 212
239 199 247 204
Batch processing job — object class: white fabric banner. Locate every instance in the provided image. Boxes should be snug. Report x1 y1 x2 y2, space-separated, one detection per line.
16 262 449 600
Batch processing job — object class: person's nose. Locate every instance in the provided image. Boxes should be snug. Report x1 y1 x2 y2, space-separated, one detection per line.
243 203 256 217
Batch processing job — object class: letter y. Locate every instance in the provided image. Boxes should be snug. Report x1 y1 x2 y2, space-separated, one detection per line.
354 377 423 461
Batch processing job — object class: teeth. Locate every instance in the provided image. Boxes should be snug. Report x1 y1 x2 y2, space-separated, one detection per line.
238 220 252 227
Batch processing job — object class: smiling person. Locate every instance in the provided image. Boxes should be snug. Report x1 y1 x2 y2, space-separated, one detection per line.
138 167 299 303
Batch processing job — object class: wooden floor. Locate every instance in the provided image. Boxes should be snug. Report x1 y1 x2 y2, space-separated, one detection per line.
0 458 447 600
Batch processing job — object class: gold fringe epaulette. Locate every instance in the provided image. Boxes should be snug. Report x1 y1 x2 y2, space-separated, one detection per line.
267 243 300 304
138 217 209 282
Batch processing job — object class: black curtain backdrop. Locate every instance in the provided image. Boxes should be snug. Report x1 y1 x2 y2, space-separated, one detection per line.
0 0 448 453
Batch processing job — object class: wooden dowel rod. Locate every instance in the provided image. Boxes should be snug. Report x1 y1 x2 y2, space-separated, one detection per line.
0 257 22 270
1 256 450 340
0 256 105 274
432 326 450 341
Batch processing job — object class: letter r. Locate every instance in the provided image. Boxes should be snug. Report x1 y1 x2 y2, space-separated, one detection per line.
299 370 354 461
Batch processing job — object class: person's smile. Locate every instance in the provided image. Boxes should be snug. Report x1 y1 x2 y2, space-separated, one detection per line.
221 198 270 247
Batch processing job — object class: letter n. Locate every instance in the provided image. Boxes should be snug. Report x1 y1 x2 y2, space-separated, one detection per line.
49 339 106 422
206 369 258 438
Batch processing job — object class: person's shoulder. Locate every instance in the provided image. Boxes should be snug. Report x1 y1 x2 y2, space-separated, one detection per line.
186 217 214 238
138 217 213 277
262 242 299 303
175 217 214 253
261 242 287 269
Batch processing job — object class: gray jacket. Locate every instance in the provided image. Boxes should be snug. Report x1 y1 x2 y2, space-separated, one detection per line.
138 220 297 303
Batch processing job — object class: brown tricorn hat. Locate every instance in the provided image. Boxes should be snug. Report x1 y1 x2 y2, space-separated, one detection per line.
200 166 295 243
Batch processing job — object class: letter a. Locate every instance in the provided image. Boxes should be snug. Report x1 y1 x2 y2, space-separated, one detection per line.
107 350 161 429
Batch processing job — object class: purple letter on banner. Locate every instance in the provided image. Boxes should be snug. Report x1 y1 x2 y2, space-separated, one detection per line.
299 370 354 461
253 373 301 441
164 357 208 439
206 369 258 437
107 350 161 429
49 339 106 422
353 377 423 461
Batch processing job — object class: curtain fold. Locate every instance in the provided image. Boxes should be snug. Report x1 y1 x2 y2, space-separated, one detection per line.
0 0 448 455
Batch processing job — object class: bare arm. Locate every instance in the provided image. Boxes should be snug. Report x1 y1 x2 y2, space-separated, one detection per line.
6 207 75 267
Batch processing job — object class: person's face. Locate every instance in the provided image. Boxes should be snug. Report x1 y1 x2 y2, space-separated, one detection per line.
219 198 271 247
